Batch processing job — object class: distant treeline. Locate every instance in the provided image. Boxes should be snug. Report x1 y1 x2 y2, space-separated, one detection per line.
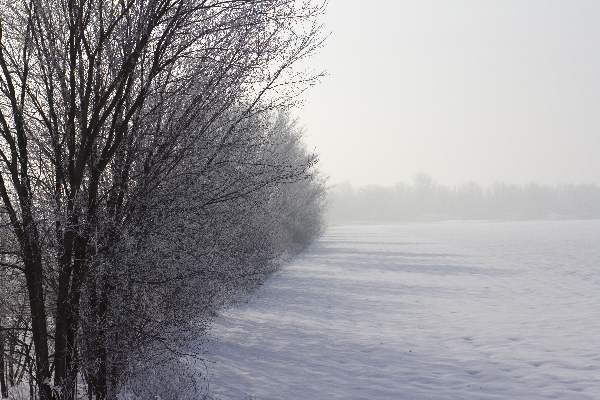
328 173 600 222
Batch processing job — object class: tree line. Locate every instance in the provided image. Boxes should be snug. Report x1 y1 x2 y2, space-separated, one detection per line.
329 173 600 222
0 1 326 399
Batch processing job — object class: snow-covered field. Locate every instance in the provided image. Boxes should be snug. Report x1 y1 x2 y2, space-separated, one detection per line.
203 220 600 399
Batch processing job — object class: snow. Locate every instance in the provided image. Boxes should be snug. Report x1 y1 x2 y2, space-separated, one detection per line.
202 220 600 399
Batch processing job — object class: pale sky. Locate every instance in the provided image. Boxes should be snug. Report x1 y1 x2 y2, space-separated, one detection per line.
296 0 600 187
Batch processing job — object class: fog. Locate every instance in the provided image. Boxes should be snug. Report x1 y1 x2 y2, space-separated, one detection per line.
297 0 600 188
328 174 600 222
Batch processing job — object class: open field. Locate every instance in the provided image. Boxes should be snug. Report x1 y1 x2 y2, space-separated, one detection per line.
203 221 600 399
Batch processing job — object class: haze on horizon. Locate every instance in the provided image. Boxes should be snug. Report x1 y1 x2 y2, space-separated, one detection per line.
297 0 600 188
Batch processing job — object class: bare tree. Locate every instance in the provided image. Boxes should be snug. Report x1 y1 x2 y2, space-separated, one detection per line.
0 1 325 398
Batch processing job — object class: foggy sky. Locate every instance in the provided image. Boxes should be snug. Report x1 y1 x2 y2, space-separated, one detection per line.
297 0 600 187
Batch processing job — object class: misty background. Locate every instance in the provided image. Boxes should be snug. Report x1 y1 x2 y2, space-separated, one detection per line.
297 0 600 189
328 174 600 222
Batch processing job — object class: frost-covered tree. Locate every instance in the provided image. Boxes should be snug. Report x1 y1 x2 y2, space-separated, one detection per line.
0 1 325 398
74 110 326 399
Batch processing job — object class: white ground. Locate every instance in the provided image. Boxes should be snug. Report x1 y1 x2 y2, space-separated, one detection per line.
202 220 600 399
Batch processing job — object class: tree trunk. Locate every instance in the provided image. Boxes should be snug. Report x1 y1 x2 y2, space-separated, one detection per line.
20 214 52 400
85 275 108 400
0 331 8 398
23 259 52 400
54 231 88 400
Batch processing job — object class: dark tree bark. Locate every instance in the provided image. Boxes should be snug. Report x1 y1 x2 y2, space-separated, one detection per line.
0 330 7 398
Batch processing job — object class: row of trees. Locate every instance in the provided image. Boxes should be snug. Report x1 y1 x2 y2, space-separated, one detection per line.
329 173 600 222
0 1 326 399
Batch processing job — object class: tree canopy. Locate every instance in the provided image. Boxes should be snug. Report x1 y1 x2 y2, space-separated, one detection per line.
0 1 327 398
